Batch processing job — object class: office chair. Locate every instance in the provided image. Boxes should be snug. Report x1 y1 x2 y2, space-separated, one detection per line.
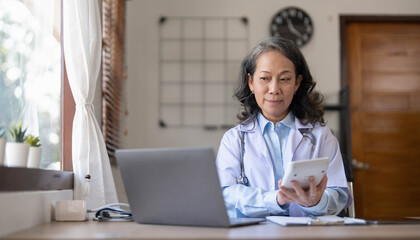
347 182 355 218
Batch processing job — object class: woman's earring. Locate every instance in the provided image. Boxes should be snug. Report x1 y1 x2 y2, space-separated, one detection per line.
251 90 254 94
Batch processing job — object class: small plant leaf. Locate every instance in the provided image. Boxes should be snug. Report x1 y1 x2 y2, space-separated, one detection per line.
0 126 5 138
25 134 41 147
7 122 28 143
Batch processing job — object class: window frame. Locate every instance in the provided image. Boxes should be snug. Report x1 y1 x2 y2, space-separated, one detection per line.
60 0 74 172
0 0 73 192
0 167 73 191
61 59 74 171
0 0 126 191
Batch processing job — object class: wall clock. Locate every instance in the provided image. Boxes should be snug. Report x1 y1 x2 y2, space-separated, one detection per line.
270 7 313 47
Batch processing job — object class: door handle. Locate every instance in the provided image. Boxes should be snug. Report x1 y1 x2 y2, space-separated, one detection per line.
352 159 370 169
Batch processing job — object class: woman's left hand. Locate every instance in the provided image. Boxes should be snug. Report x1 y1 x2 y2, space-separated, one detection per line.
277 174 328 207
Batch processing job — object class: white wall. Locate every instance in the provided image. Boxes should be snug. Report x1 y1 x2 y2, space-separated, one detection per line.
123 0 420 152
0 190 73 237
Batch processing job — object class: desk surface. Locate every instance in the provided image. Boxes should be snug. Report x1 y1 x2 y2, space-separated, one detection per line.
4 220 420 240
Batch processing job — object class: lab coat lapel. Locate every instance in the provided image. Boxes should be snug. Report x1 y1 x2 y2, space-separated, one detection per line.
252 130 271 168
240 120 274 190
287 128 302 162
240 120 272 167
284 118 313 167
250 130 274 190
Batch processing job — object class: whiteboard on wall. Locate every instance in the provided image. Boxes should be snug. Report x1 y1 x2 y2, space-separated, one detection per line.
158 16 249 130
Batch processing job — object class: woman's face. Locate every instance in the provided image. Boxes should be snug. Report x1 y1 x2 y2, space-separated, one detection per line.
248 50 302 123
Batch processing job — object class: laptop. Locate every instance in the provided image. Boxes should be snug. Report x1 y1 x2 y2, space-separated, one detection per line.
116 147 265 227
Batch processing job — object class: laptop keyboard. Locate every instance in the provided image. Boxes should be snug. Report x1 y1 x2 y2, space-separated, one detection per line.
229 218 266 226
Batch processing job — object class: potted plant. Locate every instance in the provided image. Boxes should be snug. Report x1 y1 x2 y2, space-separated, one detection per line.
0 125 6 166
25 134 42 168
5 122 29 167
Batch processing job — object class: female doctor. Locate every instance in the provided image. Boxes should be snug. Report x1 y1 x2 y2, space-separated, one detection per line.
216 37 351 218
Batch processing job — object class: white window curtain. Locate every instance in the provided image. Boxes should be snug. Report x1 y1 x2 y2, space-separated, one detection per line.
63 0 118 209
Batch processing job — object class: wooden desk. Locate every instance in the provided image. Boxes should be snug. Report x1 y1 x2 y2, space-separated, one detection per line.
4 220 420 240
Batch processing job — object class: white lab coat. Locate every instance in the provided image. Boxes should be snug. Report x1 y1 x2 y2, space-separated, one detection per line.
216 117 349 216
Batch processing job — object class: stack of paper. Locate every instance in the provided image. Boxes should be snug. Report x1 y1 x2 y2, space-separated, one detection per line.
267 215 366 226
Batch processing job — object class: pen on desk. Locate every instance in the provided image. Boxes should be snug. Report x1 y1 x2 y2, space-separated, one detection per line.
308 215 321 225
309 215 320 222
307 215 345 226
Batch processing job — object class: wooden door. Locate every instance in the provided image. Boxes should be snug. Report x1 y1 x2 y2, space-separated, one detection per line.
346 22 420 219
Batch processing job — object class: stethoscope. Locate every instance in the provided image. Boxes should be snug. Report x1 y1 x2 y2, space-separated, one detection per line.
299 128 316 160
236 128 316 186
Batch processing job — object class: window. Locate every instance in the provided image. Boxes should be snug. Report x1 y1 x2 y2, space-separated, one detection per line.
0 0 61 169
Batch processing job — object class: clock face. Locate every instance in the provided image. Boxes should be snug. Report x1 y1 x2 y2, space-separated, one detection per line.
270 7 313 47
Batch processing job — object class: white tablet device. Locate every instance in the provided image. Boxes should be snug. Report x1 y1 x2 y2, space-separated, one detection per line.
281 157 330 190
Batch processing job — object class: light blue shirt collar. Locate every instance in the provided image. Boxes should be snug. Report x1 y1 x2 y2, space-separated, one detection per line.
257 111 295 133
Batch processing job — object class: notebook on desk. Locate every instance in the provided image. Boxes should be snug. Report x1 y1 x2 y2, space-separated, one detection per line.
267 215 367 226
115 147 265 228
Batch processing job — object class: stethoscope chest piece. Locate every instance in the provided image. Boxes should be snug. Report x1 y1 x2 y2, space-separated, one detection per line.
237 174 249 186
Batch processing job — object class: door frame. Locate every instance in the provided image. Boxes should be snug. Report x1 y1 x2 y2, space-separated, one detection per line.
338 15 420 182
